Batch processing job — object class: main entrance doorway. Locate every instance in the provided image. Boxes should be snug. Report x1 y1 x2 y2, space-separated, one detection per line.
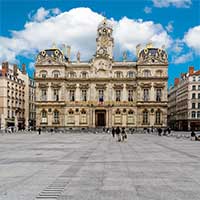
95 110 106 127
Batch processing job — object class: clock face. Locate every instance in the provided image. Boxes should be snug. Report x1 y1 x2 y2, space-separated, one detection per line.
98 47 105 55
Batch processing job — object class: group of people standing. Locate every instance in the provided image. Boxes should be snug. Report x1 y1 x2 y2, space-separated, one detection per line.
112 127 127 142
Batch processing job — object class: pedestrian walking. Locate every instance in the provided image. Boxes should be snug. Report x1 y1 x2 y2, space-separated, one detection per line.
112 127 115 138
121 127 127 141
116 126 121 142
38 127 41 135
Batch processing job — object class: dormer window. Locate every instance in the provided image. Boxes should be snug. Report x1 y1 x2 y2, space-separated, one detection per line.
81 72 88 78
52 70 60 78
69 72 76 78
143 70 151 77
127 71 135 78
40 71 47 78
115 71 122 78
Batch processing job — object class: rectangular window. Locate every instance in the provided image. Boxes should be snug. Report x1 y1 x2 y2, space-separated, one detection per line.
192 111 196 118
128 90 133 102
70 90 75 101
198 93 200 99
7 110 10 118
99 89 104 102
192 85 196 90
198 103 200 109
53 89 59 101
143 89 149 101
116 90 121 101
192 103 196 109
82 90 87 101
193 76 196 82
192 93 196 99
41 89 47 101
143 111 148 124
197 111 200 118
155 111 161 124
198 85 200 90
156 88 162 102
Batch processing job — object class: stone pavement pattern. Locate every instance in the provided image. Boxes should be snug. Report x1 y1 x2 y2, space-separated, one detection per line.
0 132 200 200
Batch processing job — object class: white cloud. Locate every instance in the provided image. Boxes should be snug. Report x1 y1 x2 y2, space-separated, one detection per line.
0 7 172 64
166 21 173 32
173 52 193 64
184 25 200 55
30 7 61 22
144 6 152 14
152 0 192 8
114 17 171 55
171 39 184 53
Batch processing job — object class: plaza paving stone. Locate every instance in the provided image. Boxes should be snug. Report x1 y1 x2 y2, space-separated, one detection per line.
0 132 200 200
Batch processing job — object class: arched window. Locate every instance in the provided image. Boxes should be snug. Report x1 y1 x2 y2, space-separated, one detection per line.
143 70 151 77
53 110 59 123
143 110 148 124
40 70 47 78
155 110 161 124
41 110 47 123
116 109 121 114
68 109 74 114
81 109 86 114
197 111 200 118
128 110 134 114
52 70 60 78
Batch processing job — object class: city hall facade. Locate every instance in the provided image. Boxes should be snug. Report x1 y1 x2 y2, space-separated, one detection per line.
35 18 168 130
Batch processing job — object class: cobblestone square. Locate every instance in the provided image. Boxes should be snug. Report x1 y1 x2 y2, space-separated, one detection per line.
0 132 200 200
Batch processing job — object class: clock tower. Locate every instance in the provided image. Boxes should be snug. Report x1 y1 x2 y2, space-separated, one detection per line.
96 18 114 60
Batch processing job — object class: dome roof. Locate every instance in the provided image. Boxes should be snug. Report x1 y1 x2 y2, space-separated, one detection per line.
98 18 113 30
39 48 63 58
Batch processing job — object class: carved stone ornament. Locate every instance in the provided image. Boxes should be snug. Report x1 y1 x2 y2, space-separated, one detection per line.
51 83 62 88
79 84 89 89
38 83 48 88
126 84 137 89
113 84 124 89
153 83 165 88
66 84 77 89
140 83 152 88
95 83 107 89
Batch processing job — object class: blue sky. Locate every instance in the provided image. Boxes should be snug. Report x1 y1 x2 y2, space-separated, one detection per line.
0 0 199 86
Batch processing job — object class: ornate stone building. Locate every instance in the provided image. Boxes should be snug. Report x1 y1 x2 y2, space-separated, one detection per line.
168 66 200 131
35 18 168 130
0 62 34 130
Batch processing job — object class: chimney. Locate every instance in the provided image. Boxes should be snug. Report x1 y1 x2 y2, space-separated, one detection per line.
22 63 26 74
189 66 194 75
174 78 179 86
13 64 18 76
2 62 8 76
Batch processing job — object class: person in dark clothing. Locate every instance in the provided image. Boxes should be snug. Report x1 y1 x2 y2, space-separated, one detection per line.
121 127 127 141
116 127 121 142
38 128 41 135
112 127 116 138
158 128 162 136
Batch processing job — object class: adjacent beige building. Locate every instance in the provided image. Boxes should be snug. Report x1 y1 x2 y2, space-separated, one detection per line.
0 62 35 130
35 18 168 130
168 66 200 130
